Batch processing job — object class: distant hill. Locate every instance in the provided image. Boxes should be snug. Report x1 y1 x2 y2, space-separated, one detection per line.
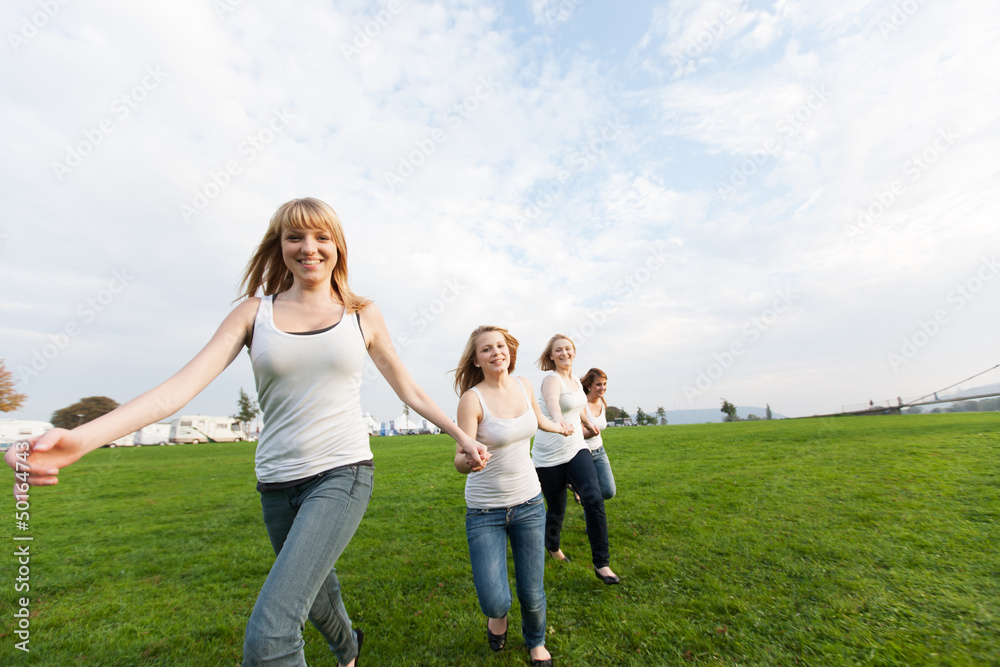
937 382 1000 401
652 406 785 425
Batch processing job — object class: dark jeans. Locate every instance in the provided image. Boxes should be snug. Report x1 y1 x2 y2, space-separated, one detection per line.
535 448 610 568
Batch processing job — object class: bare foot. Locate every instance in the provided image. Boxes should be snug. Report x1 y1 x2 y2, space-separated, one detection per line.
596 566 617 578
530 645 552 662
487 616 507 634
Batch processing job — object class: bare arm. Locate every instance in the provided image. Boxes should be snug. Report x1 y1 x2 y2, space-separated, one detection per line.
359 303 489 467
522 377 572 436
580 405 599 439
453 390 485 474
539 375 572 432
6 299 259 496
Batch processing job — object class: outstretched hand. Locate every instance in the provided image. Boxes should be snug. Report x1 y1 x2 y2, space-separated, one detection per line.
5 428 86 500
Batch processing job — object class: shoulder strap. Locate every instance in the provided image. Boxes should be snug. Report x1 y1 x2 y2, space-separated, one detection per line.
469 386 492 421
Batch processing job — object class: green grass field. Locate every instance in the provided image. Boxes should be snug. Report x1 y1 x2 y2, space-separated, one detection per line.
2 413 998 666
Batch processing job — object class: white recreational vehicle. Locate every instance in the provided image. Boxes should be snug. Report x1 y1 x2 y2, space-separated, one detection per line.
0 419 53 451
133 423 173 446
169 415 247 444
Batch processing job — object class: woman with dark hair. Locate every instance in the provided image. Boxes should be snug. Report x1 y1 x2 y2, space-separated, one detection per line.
532 334 620 585
7 197 490 667
453 325 570 666
580 367 616 501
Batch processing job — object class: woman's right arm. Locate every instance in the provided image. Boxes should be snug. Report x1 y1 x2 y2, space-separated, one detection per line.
6 298 259 495
523 377 572 436
539 375 570 430
453 391 484 475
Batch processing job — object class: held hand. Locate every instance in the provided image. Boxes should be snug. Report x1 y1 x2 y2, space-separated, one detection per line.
5 428 85 499
589 425 600 438
457 435 490 469
463 452 486 473
558 420 575 437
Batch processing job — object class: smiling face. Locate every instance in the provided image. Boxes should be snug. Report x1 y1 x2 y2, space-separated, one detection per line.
281 227 339 287
590 377 607 399
474 330 510 374
549 338 576 369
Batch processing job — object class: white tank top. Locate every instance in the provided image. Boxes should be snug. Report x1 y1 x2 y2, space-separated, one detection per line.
532 373 588 468
249 295 373 483
585 402 607 451
464 377 542 509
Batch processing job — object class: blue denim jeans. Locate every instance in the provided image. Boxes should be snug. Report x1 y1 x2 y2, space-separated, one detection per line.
465 493 547 649
244 465 374 666
590 446 617 500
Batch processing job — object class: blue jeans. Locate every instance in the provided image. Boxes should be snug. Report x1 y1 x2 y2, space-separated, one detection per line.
244 465 374 666
590 446 616 500
465 493 547 649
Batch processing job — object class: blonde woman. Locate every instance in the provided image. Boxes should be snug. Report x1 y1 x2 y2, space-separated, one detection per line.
532 335 620 585
453 325 570 666
6 198 490 667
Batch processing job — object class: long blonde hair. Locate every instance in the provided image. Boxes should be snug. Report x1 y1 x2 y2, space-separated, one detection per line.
238 198 371 312
536 333 575 372
453 325 520 395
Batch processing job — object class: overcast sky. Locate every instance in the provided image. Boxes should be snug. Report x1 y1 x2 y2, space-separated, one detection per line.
2 0 998 427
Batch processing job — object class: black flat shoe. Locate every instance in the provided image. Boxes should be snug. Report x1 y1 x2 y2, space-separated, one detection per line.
531 659 554 667
548 549 570 563
594 567 621 585
354 628 363 667
486 617 507 652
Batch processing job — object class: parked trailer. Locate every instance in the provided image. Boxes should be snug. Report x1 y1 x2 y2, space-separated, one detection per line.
170 415 247 444
0 419 53 451
133 423 173 446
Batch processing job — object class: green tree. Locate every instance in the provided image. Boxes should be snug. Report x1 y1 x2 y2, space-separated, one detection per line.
635 407 656 426
655 406 667 425
765 403 773 420
51 396 120 429
721 399 738 422
232 388 259 437
0 359 27 412
605 406 627 421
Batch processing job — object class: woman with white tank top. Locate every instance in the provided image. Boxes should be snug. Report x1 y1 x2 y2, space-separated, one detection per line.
580 368 616 501
453 326 572 667
10 198 491 667
532 334 621 585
